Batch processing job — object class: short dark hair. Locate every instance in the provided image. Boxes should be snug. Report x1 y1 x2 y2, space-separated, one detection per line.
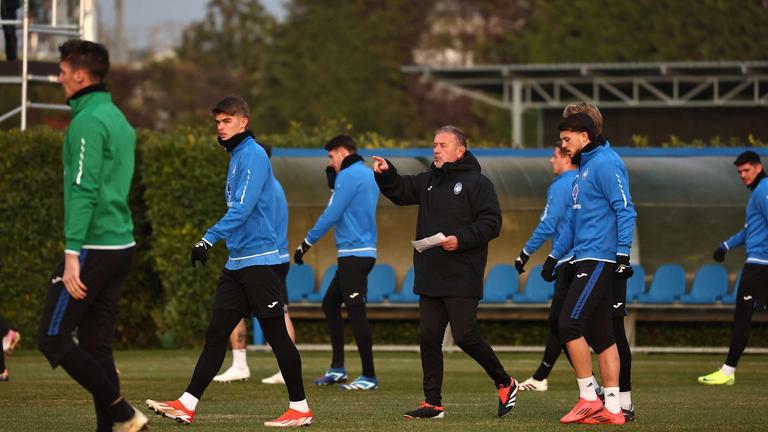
558 112 596 141
58 39 110 81
258 141 272 159
324 134 357 152
734 150 761 166
212 96 250 117
435 125 467 148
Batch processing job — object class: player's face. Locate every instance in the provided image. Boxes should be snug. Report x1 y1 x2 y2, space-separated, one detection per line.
327 147 350 173
559 130 589 158
214 113 248 140
58 61 87 99
433 132 465 168
736 162 762 186
550 146 571 175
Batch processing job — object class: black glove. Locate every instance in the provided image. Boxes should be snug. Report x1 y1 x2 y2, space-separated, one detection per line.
514 251 529 274
615 254 633 280
713 243 727 262
293 240 311 265
325 166 337 190
190 239 210 267
541 256 558 282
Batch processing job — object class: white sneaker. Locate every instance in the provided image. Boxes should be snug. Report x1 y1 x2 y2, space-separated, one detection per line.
261 370 285 385
518 377 548 391
213 366 250 383
113 407 149 432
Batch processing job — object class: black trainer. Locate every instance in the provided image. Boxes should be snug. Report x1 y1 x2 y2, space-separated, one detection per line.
595 385 605 402
404 402 445 419
497 379 518 417
622 404 635 422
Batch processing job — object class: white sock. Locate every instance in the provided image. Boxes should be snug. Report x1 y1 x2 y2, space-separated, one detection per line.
603 387 620 414
577 376 598 401
619 391 632 410
232 349 247 370
289 399 309 413
720 364 736 376
179 392 198 411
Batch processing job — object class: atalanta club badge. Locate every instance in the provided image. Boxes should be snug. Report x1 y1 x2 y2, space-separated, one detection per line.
453 182 463 195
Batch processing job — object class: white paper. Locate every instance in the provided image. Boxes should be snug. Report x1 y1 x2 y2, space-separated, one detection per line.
411 232 447 253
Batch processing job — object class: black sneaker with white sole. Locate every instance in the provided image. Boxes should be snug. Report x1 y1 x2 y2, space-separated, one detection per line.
622 404 635 422
404 402 445 419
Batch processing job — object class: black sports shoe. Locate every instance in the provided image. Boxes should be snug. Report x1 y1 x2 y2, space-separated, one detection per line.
595 385 605 402
622 404 635 422
497 379 518 417
404 402 445 419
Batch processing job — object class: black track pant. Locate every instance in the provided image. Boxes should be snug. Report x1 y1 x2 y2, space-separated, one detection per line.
0 315 9 372
419 296 510 407
726 264 768 367
37 248 136 430
534 264 575 380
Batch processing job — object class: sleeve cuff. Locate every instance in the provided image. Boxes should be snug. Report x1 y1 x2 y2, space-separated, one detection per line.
64 249 80 256
723 242 729 251
617 246 631 256
202 233 217 247
304 237 314 247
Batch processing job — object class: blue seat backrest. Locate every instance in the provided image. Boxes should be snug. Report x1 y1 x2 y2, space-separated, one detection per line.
482 264 518 303
513 264 554 303
286 264 315 302
721 270 741 305
367 264 396 302
390 267 419 303
680 264 728 304
626 265 646 302
638 264 686 303
306 264 338 302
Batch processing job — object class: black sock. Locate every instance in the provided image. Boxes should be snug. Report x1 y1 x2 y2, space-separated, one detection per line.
57 349 132 422
347 305 375 377
533 333 562 381
185 308 242 398
261 316 306 402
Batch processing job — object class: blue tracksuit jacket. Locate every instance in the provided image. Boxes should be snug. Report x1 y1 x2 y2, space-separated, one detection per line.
724 176 768 265
524 170 577 265
274 177 290 263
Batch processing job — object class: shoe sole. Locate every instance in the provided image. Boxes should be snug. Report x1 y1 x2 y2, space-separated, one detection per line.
404 412 445 420
264 417 313 427
146 400 192 425
213 377 249 383
698 379 735 385
314 379 347 386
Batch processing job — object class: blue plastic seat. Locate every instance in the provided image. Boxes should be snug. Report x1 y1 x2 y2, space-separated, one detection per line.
626 265 646 303
306 265 337 302
636 264 686 304
721 271 741 305
389 267 419 303
512 264 554 303
286 264 315 302
367 264 396 303
679 264 728 304
482 264 518 303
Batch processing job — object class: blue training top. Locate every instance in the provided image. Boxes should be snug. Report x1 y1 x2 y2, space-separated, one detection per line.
305 159 379 258
203 136 280 269
724 176 768 265
524 169 577 265
274 177 290 263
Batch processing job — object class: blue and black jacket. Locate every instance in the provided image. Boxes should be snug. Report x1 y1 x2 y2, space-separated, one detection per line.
524 169 577 265
724 172 768 265
203 131 280 269
305 154 379 258
552 142 636 262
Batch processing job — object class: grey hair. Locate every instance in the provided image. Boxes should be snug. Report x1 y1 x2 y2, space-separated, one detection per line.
434 125 467 148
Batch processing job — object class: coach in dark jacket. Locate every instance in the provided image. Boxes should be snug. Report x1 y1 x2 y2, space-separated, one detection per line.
372 126 518 420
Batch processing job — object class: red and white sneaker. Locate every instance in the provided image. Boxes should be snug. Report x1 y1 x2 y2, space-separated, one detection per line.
145 399 195 424
560 397 604 424
264 408 314 427
2 330 21 354
578 407 626 425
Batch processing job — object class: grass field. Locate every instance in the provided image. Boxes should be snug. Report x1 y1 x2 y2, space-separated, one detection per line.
1 349 767 431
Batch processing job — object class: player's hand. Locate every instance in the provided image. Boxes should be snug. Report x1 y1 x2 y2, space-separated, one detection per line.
713 243 727 262
190 239 210 267
294 240 311 265
63 252 88 300
441 235 459 251
371 156 389 174
325 166 337 190
615 254 633 280
514 251 529 274
541 256 557 282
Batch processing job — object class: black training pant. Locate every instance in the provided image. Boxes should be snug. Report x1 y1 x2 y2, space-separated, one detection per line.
419 296 510 407
1 0 19 60
37 247 135 430
726 263 768 367
533 263 575 380
322 256 376 377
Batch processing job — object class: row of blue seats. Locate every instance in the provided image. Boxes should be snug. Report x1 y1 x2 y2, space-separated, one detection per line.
285 263 740 305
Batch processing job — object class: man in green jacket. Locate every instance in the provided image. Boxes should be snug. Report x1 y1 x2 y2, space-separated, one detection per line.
37 39 147 432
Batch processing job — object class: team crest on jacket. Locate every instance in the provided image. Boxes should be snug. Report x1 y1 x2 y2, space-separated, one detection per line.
453 182 463 195
572 184 579 203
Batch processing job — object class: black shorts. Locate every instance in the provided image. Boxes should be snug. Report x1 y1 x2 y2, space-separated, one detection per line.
326 256 375 307
612 277 627 317
214 265 284 319
276 262 290 305
736 264 768 310
558 260 616 352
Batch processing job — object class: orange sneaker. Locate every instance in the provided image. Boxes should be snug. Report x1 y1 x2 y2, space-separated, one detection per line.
264 408 314 427
578 407 626 425
560 397 604 424
145 399 195 424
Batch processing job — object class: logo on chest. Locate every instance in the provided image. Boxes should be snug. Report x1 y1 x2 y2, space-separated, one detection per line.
453 182 463 195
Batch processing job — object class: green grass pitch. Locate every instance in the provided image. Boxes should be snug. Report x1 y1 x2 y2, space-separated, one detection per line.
1 350 767 431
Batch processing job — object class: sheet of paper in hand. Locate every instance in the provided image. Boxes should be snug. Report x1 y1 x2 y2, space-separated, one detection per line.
411 232 447 253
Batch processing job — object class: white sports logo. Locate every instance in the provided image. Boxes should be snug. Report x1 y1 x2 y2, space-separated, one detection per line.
743 295 753 301
51 276 63 284
267 301 278 308
613 302 623 309
349 293 360 299
576 273 588 278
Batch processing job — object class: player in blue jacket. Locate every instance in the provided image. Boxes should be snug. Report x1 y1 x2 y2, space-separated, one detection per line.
542 113 636 425
146 96 313 427
293 135 380 391
515 143 577 392
699 150 768 386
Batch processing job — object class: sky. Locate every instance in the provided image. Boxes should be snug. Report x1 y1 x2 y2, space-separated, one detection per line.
96 0 286 51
